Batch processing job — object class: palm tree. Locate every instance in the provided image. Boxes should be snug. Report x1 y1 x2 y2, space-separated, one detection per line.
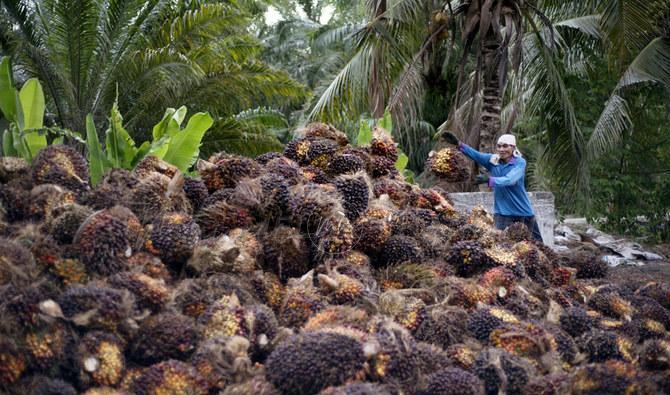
583 0 670 158
0 0 306 141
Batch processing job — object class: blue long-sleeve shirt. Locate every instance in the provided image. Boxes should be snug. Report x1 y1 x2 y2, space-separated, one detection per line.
459 143 535 216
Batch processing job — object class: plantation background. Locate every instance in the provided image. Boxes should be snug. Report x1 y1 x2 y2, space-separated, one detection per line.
1 0 669 242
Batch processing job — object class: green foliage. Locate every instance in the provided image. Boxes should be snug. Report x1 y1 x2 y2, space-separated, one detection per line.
84 103 213 185
86 114 107 186
0 0 306 141
0 56 47 162
353 110 414 182
200 112 285 158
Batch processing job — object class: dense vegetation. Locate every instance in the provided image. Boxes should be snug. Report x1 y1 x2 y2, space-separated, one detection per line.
1 0 670 239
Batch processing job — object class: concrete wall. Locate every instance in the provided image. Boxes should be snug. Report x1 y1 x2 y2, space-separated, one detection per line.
448 191 555 247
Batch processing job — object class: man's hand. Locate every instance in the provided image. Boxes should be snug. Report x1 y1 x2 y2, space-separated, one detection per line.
474 174 489 185
440 131 460 145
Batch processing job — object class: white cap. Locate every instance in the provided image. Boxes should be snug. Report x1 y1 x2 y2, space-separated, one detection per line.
497 134 516 146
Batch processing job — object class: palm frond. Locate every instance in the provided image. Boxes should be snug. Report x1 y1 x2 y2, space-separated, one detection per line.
600 0 656 63
554 14 601 39
616 37 670 89
200 117 284 158
586 93 632 157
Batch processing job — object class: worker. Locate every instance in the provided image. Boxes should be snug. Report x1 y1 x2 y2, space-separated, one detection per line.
442 132 543 243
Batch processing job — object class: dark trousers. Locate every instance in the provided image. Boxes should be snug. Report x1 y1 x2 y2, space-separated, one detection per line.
494 214 544 243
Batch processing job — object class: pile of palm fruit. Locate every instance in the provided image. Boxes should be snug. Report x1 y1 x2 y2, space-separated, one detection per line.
0 122 669 395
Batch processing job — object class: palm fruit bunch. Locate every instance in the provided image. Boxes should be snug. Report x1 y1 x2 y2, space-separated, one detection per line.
473 347 536 395
130 359 208 394
182 176 209 211
0 237 37 286
124 172 192 224
84 168 139 209
421 367 485 395
75 331 126 387
130 312 200 364
265 331 365 394
73 209 133 276
145 212 200 271
31 144 89 195
426 147 469 182
28 183 76 220
44 203 94 244
334 172 370 221
568 249 609 279
2 122 670 394
446 240 491 276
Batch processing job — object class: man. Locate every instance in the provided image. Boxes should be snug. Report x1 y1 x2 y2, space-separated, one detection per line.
442 132 543 243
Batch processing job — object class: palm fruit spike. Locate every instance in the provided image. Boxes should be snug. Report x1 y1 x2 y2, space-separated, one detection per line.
582 329 635 363
414 306 468 349
85 168 139 209
369 130 398 161
0 338 27 385
125 172 192 224
446 240 491 277
130 360 208 395
196 201 254 238
264 332 365 395
251 270 284 312
377 235 423 268
24 322 73 370
303 306 370 333
640 339 670 370
423 367 485 395
182 176 209 211
44 203 94 245
77 331 126 387
28 184 76 220
264 156 302 185
198 154 262 191
426 147 469 182
31 144 89 194
466 307 519 342
636 282 670 309
3 284 53 329
0 156 28 183
0 238 36 286
327 153 365 176
145 212 200 272
352 216 392 256
279 271 325 328
317 269 367 306
377 290 427 333
133 155 178 180
73 209 132 276
314 212 355 261
302 122 349 146
130 312 200 364
365 318 421 386
57 285 134 331
108 271 169 312
569 361 653 395
334 172 371 221
187 229 260 275
198 294 249 340
473 347 536 395
262 225 312 282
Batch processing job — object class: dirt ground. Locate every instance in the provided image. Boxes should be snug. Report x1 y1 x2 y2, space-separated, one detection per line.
608 259 670 284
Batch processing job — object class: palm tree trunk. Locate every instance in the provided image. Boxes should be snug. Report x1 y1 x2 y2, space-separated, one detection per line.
369 0 387 119
479 27 503 154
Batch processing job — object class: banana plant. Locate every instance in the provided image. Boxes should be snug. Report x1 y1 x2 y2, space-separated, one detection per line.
0 56 48 162
86 102 214 185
